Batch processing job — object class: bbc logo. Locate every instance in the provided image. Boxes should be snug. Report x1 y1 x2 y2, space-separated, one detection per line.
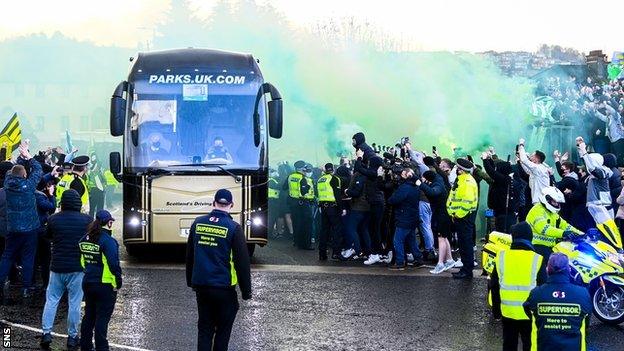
2 326 11 348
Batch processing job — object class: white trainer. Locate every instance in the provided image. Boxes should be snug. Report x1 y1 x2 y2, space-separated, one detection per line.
342 248 355 259
453 259 463 268
443 259 456 271
406 253 415 263
382 251 393 264
430 263 445 274
364 254 381 265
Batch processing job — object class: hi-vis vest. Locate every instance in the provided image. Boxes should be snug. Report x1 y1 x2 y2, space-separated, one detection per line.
79 240 118 289
497 249 543 320
446 173 478 218
304 177 315 200
288 173 304 199
268 178 279 199
56 173 89 207
527 203 580 248
317 174 340 203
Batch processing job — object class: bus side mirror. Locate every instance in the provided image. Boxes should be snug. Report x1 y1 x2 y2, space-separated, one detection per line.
110 152 122 182
268 99 283 139
110 81 127 137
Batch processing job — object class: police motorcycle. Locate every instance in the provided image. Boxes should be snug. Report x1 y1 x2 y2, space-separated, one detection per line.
482 196 624 325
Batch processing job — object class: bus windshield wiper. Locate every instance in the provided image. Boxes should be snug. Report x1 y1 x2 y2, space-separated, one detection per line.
169 163 242 183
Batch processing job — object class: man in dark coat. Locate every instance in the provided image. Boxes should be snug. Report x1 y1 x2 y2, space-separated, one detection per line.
388 168 422 270
0 147 42 297
40 189 93 349
482 153 518 233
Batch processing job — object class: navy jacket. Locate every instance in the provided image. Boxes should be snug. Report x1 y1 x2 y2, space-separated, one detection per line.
47 192 93 273
388 178 421 229
5 158 42 233
35 190 56 230
419 172 448 216
523 273 592 351
185 209 252 299
81 229 122 288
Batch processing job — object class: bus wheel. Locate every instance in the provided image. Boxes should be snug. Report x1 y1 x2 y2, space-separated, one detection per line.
247 244 256 257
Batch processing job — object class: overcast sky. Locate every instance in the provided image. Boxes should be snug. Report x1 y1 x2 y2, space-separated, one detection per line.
1 0 620 53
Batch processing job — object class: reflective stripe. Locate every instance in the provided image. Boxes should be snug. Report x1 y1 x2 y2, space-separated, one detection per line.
501 300 526 306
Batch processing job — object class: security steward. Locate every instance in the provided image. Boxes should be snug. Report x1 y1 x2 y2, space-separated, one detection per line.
56 155 90 211
186 189 252 351
447 158 479 279
523 253 592 351
490 221 546 351
267 169 281 238
78 210 122 351
526 186 583 263
283 161 313 250
317 163 344 260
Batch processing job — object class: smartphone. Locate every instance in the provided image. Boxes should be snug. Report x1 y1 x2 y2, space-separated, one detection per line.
432 146 437 152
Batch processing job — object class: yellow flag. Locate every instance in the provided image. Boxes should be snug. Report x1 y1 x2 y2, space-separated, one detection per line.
0 113 21 160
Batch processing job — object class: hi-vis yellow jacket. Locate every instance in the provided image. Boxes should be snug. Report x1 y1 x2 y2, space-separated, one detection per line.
446 173 478 218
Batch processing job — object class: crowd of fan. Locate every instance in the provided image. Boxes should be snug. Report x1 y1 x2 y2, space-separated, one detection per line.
536 75 624 165
0 141 122 350
269 128 624 274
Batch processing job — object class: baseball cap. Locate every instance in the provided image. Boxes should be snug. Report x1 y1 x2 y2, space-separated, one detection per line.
547 253 570 275
214 189 233 205
96 210 115 223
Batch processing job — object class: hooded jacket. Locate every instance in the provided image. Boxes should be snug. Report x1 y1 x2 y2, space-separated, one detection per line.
582 153 613 206
47 189 93 273
483 158 518 216
5 158 42 233
352 132 376 162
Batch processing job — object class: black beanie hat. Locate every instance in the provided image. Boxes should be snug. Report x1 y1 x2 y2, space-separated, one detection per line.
511 221 532 241
423 170 437 183
324 163 334 172
423 156 436 167
60 189 83 211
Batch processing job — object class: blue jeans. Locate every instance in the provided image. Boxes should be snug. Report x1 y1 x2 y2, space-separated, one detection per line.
418 201 435 251
346 210 370 253
0 230 38 288
41 272 84 337
393 227 420 265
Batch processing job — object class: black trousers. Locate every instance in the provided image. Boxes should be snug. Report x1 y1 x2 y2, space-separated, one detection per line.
196 287 239 351
81 283 117 351
502 317 531 351
455 212 476 275
290 200 312 249
612 139 624 167
368 203 385 255
319 204 342 254
89 189 105 218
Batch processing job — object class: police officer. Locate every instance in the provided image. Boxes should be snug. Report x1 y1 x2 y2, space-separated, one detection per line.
447 158 479 279
283 161 313 250
56 155 90 211
523 253 592 351
268 169 281 238
79 210 122 351
317 163 344 260
490 221 546 351
186 189 252 351
527 186 583 263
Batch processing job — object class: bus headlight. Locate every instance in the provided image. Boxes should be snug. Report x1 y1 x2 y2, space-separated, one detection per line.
129 217 140 227
252 217 263 227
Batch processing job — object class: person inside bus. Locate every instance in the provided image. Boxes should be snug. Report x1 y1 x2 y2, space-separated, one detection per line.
144 133 170 164
205 136 233 164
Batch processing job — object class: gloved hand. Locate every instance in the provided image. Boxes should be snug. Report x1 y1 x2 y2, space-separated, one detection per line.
562 230 583 241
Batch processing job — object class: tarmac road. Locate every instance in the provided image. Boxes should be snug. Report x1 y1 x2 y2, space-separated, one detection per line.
1 237 623 351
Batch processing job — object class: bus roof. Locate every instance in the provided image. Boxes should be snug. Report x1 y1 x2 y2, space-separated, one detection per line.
129 48 261 79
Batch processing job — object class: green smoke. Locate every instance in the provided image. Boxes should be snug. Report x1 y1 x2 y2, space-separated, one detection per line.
153 0 535 164
0 0 536 165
